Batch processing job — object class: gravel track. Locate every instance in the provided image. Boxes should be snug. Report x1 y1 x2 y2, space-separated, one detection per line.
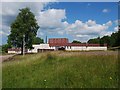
0 54 16 62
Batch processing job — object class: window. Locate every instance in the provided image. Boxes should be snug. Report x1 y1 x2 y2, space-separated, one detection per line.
67 46 68 49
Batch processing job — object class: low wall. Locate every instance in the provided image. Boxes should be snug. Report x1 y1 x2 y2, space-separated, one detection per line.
87 47 107 51
66 46 107 51
8 51 21 54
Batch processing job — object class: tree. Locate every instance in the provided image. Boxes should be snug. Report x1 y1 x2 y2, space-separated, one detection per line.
110 32 118 47
8 7 39 55
2 44 9 53
100 36 111 47
33 37 44 44
87 37 100 44
87 29 120 47
72 40 81 43
117 27 120 46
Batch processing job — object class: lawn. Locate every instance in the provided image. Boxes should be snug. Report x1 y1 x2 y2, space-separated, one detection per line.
2 51 118 88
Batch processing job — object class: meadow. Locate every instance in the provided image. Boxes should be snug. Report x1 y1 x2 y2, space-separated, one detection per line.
2 51 118 88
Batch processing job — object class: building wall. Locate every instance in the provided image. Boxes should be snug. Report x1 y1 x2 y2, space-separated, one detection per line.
8 44 107 54
8 51 21 54
28 44 52 53
86 47 107 51
49 46 56 50
65 46 107 51
28 45 40 53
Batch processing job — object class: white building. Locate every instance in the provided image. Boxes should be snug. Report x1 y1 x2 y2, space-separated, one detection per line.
65 45 107 51
8 38 107 54
8 48 21 54
28 44 54 53
29 43 107 53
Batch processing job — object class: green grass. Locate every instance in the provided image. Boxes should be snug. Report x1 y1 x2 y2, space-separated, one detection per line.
2 51 118 88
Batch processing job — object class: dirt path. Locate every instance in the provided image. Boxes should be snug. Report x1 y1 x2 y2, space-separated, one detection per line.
0 54 16 62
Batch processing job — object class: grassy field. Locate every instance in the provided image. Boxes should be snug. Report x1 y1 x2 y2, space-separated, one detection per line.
2 51 118 88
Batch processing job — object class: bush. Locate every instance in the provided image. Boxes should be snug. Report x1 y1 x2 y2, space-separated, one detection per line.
2 44 9 53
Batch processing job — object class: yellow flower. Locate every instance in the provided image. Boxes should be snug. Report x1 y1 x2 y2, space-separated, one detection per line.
110 77 112 80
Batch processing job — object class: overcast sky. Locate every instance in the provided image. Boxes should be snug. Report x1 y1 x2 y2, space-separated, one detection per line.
0 1 119 45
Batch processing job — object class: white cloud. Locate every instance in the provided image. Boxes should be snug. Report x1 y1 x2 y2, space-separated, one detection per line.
0 31 4 35
76 35 89 38
62 21 69 28
37 29 44 37
65 20 113 42
0 3 1 10
114 26 118 32
100 30 113 37
1 2 51 44
1 2 117 43
105 20 112 26
102 9 110 13
37 9 66 28
0 24 10 36
66 20 110 34
114 19 120 25
2 2 49 16
2 7 16 16
86 20 96 26
0 30 9 35
58 31 64 35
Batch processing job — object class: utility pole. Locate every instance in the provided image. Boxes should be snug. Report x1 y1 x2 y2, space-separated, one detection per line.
46 36 47 44
23 34 25 56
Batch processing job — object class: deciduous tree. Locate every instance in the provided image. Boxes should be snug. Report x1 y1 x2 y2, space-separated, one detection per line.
8 7 39 55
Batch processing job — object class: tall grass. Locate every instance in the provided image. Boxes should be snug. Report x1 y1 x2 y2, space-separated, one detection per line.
2 51 118 88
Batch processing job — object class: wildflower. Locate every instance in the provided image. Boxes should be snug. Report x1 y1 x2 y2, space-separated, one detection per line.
110 77 112 80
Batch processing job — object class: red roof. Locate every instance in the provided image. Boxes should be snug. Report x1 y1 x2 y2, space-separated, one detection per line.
8 48 21 51
49 43 107 47
49 38 69 44
49 43 67 46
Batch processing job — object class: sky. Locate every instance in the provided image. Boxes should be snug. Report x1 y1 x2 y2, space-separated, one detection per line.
0 1 119 45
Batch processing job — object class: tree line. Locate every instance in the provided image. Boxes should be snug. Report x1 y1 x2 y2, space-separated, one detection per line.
87 29 120 47
72 29 120 48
